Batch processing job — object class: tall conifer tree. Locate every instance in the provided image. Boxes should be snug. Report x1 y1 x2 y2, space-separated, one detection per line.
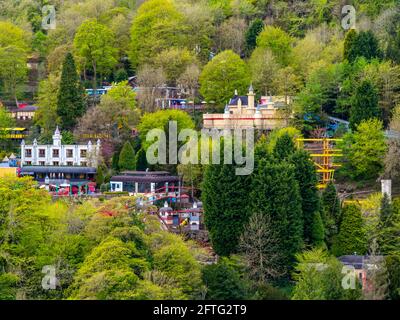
57 53 86 130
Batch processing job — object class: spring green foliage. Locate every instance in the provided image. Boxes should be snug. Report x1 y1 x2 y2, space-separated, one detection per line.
0 176 205 300
138 109 195 151
35 73 61 136
341 119 387 180
74 19 118 89
0 21 29 103
332 204 367 256
256 26 293 66
292 248 361 300
0 105 15 141
199 50 250 106
129 0 187 69
57 53 86 130
266 127 302 153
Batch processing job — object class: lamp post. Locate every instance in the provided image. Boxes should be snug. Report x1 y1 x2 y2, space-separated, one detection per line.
45 175 50 191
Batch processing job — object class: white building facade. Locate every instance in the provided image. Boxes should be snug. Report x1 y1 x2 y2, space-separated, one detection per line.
20 127 101 167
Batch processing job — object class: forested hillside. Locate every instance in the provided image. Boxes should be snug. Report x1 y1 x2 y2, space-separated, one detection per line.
1 0 400 301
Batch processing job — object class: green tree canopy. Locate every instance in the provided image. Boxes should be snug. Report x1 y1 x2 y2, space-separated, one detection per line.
250 155 303 270
199 50 250 107
129 0 188 69
349 80 381 130
333 204 368 256
256 26 293 66
321 182 342 248
74 19 118 90
341 118 387 180
202 257 247 300
118 141 136 171
292 248 361 300
245 18 264 54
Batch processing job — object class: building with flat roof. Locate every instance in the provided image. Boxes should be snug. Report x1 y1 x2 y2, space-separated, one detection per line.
21 127 101 167
110 171 182 194
203 85 291 130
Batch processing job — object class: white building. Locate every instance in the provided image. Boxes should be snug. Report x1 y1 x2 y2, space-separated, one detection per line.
20 127 101 167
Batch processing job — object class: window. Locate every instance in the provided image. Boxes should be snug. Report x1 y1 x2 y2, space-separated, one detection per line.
52 149 59 158
67 162 73 166
25 149 32 157
53 161 59 166
66 149 73 158
39 161 45 166
25 161 32 165
39 149 46 158
81 162 87 167
80 149 87 158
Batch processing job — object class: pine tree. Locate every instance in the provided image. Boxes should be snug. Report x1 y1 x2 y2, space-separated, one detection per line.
56 53 86 130
386 29 400 64
96 164 105 187
245 19 264 54
290 150 325 247
349 80 380 130
333 204 367 256
112 152 120 171
135 148 148 171
321 182 341 248
344 29 358 62
118 141 136 171
272 133 296 160
250 157 303 269
202 143 251 256
344 30 382 63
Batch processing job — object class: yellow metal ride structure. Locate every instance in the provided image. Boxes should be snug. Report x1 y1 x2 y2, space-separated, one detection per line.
296 138 343 189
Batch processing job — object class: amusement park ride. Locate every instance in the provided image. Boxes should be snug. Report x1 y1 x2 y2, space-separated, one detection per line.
296 138 343 189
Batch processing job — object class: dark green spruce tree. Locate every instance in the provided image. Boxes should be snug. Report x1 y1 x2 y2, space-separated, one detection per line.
202 141 251 256
250 153 303 270
332 204 367 256
118 141 136 171
272 133 296 160
135 148 148 171
321 181 342 248
245 18 264 54
344 29 358 62
386 29 400 64
57 53 86 130
349 80 380 130
289 150 325 247
344 30 382 63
